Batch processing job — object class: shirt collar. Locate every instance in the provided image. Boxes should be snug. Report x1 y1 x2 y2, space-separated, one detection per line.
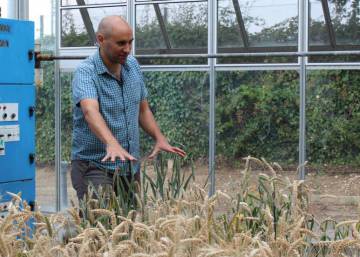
94 48 130 76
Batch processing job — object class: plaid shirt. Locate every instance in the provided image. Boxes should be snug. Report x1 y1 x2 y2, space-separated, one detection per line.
71 50 148 173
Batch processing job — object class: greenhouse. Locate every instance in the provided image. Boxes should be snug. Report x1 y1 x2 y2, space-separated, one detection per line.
0 0 360 255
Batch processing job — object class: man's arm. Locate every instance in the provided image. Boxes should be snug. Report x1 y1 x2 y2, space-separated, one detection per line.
80 99 136 162
139 100 186 159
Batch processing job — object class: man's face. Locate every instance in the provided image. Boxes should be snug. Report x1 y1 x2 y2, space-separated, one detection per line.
98 26 133 65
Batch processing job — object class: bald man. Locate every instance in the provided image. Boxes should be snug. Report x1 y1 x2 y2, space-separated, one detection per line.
71 16 185 201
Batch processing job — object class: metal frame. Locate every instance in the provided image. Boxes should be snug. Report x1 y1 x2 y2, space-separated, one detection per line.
298 0 308 180
320 0 336 49
6 0 28 20
208 0 216 197
231 0 249 48
55 0 62 212
51 0 360 212
153 3 172 49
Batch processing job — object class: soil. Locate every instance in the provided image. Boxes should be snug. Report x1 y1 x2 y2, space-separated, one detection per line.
35 161 360 221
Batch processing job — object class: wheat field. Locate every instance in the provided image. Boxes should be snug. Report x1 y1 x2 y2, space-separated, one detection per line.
2 156 360 257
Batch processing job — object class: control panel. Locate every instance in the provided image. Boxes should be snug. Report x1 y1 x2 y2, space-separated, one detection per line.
0 18 35 211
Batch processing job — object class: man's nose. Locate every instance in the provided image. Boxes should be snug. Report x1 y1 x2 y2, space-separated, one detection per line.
123 43 131 53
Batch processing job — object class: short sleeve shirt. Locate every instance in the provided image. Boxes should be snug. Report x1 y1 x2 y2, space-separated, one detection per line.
71 50 148 174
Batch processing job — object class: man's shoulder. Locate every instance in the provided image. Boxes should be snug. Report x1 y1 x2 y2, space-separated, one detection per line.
125 55 140 69
75 54 97 74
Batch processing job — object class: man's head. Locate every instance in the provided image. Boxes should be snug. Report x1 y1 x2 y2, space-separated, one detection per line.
96 16 133 65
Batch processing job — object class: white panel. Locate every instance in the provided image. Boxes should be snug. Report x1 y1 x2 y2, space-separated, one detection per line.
0 103 18 122
0 125 20 142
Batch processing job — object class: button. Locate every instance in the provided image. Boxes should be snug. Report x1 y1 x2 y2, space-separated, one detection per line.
11 113 16 119
2 113 7 119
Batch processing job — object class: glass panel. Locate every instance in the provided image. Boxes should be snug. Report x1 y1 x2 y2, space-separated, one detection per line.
29 0 56 211
61 6 127 47
35 62 56 211
141 71 209 174
135 2 207 64
331 1 360 45
218 0 298 49
0 0 9 18
307 70 360 220
62 0 126 6
61 72 77 208
216 71 299 169
30 0 56 51
309 0 360 62
218 0 298 63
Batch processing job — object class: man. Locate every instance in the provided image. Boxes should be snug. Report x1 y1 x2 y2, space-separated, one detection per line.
71 15 186 201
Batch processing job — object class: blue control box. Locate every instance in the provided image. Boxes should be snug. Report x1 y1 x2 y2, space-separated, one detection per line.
0 18 35 210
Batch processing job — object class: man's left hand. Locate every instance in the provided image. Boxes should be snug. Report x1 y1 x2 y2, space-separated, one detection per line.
148 137 186 159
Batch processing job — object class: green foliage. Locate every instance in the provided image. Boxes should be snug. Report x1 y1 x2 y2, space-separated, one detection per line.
36 67 360 167
142 153 194 201
216 71 299 165
141 71 209 161
307 70 360 165
36 62 55 163
35 62 73 164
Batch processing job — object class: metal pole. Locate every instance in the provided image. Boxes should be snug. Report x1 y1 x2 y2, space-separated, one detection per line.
18 0 28 20
128 0 135 56
36 50 360 61
134 50 360 58
7 0 18 19
298 0 308 180
40 15 44 42
208 0 216 197
55 0 62 212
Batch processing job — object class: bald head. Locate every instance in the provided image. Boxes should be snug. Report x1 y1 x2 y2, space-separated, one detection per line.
96 15 131 39
96 15 133 65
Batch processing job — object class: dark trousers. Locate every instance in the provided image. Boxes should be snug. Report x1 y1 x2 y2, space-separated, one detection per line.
71 160 141 202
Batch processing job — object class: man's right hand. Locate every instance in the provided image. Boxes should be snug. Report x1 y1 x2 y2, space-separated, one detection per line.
101 142 137 162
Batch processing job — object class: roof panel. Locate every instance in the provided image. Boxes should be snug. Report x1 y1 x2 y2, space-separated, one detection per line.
135 1 208 52
61 6 127 47
218 0 298 50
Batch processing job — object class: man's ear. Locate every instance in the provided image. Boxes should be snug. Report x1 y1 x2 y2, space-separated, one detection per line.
96 34 104 45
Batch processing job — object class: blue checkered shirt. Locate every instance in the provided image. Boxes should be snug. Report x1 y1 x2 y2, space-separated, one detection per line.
71 50 148 174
